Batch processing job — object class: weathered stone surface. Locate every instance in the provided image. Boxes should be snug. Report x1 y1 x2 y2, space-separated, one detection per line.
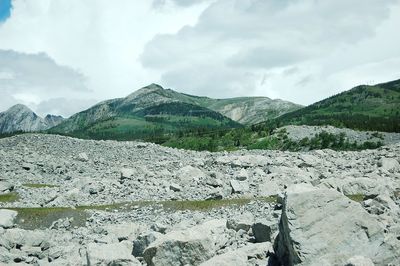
378 157 400 172
200 242 272 266
273 185 400 266
0 181 13 193
252 220 272 243
0 209 17 228
230 180 249 193
226 212 254 232
76 152 89 162
86 242 141 265
143 219 227 266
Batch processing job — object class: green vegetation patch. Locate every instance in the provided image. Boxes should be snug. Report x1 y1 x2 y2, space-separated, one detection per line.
346 194 366 202
22 183 59 188
8 197 276 230
0 192 19 202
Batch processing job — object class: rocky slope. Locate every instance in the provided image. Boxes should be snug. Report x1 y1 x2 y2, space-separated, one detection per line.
49 84 241 140
203 97 302 125
274 125 400 145
0 104 64 134
0 134 399 265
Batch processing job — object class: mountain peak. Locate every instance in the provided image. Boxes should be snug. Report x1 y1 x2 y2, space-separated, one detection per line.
126 83 166 100
7 104 33 114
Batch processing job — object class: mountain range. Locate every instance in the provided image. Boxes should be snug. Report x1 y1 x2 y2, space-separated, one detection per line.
1 79 399 139
0 104 64 134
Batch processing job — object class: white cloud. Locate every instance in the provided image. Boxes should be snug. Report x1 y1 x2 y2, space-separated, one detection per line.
0 0 209 115
0 0 399 116
141 0 400 103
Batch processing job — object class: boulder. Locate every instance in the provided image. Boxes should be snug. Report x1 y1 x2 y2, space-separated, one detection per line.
169 183 182 192
226 212 254 232
273 185 400 265
378 157 400 172
86 242 141 265
143 219 227 266
120 168 136 180
76 152 89 162
0 181 13 194
200 242 272 266
252 220 272 243
230 180 249 194
175 165 205 185
0 209 17 228
235 169 249 181
345 256 374 266
132 231 162 257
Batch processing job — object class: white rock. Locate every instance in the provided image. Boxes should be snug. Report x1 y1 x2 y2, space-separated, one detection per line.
230 180 249 193
274 185 400 265
77 152 89 162
0 209 18 228
378 157 400 172
143 219 227 266
86 242 141 265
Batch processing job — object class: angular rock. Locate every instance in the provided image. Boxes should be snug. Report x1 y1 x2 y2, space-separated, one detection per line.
345 256 374 266
169 183 182 192
0 209 17 228
143 219 227 266
120 168 135 180
175 165 205 185
226 212 254 232
252 220 272 243
235 169 249 181
132 231 162 257
273 185 400 265
200 242 272 266
378 157 400 172
0 181 13 194
86 242 141 265
230 180 249 194
76 152 89 162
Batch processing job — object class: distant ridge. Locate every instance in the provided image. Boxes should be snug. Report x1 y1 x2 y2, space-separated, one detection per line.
0 104 64 134
264 79 400 132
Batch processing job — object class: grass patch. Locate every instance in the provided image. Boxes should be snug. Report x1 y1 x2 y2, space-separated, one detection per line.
0 192 19 203
346 194 366 202
7 197 276 230
22 183 59 188
8 207 87 230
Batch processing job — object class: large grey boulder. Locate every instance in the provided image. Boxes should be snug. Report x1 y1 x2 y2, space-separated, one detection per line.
143 219 227 266
86 242 141 265
200 242 272 266
378 157 400 172
230 180 249 193
0 209 18 228
273 185 400 266
175 165 205 185
0 181 13 194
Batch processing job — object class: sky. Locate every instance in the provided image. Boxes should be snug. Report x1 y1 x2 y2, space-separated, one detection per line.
0 0 399 117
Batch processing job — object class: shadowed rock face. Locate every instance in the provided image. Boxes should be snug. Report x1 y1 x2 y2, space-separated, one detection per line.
0 104 63 133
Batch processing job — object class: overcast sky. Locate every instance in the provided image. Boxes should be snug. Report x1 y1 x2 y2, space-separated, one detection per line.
0 0 399 117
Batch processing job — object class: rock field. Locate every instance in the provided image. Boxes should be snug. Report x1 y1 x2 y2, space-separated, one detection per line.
0 133 400 265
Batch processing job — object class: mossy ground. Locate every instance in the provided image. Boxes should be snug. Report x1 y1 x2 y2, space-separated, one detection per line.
7 196 276 230
22 183 59 188
346 194 366 202
0 192 19 202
